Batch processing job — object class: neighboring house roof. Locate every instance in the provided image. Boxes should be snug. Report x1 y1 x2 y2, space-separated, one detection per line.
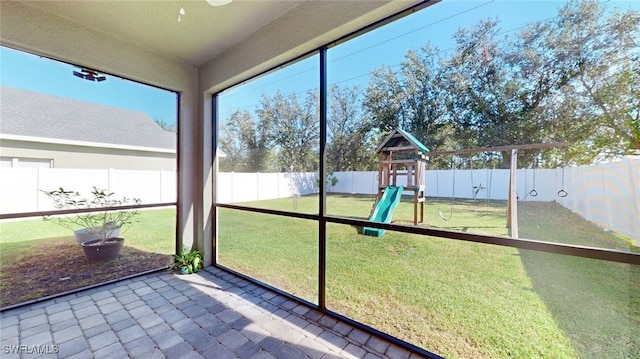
0 86 176 150
376 127 429 154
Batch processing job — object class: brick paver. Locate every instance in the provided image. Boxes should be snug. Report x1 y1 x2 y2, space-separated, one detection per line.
0 267 434 358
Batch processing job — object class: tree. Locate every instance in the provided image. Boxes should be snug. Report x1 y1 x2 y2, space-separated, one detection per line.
218 109 273 172
364 0 639 167
441 17 560 168
363 44 457 168
397 45 457 168
457 1 640 165
503 0 640 165
327 84 376 171
363 65 405 132
553 1 640 161
219 112 246 172
237 110 273 172
256 90 319 172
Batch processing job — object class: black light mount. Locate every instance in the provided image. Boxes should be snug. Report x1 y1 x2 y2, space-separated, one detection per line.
73 67 106 82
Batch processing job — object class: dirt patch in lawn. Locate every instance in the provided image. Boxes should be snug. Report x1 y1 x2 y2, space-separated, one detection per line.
0 238 171 308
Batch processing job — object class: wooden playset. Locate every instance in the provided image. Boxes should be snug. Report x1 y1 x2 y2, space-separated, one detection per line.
373 128 429 225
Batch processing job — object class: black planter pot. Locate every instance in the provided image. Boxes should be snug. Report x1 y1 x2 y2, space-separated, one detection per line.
81 237 124 261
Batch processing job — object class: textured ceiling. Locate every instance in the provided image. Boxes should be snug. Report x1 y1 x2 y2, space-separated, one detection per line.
19 0 304 66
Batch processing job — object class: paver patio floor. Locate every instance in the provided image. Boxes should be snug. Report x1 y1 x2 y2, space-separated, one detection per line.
0 266 431 359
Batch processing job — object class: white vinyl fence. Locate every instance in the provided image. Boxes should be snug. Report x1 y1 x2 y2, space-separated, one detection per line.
556 156 640 244
331 168 561 202
216 172 317 203
1 157 637 243
0 167 176 213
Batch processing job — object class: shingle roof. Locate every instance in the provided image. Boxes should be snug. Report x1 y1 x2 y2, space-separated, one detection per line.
0 86 176 150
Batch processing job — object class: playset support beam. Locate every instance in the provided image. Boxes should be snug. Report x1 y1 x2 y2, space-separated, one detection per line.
426 142 568 157
507 149 519 238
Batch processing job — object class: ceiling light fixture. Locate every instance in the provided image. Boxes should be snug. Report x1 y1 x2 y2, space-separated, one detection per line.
206 0 232 6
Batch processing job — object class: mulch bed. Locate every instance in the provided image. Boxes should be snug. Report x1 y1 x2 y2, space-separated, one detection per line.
0 238 171 308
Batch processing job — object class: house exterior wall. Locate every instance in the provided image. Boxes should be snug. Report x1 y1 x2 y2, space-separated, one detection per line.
1 138 176 170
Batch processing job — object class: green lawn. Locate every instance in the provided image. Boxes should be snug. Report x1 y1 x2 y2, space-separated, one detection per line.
0 208 176 256
218 194 639 359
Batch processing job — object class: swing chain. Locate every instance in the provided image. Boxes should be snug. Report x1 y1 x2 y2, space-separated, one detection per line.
557 152 568 198
557 167 568 197
529 158 538 197
437 158 455 221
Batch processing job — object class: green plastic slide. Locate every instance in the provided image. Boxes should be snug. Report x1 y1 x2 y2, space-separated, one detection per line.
362 185 404 237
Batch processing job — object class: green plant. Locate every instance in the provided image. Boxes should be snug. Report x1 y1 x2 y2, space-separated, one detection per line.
42 187 141 244
316 170 339 192
169 248 203 274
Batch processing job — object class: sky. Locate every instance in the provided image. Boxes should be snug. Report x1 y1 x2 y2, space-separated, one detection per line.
1 0 638 127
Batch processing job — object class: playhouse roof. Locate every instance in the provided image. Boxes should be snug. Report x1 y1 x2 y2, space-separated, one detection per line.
376 128 429 154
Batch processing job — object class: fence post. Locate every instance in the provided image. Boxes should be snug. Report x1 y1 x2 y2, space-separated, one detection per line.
108 168 114 193
256 172 260 201
626 157 640 244
159 169 164 203
37 167 42 211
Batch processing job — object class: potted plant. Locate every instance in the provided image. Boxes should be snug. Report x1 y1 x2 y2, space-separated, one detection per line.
42 187 140 261
169 248 203 274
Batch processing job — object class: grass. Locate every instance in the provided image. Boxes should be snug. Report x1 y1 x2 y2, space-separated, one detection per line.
248 193 512 236
0 208 175 307
218 209 319 303
517 203 639 358
218 194 639 359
